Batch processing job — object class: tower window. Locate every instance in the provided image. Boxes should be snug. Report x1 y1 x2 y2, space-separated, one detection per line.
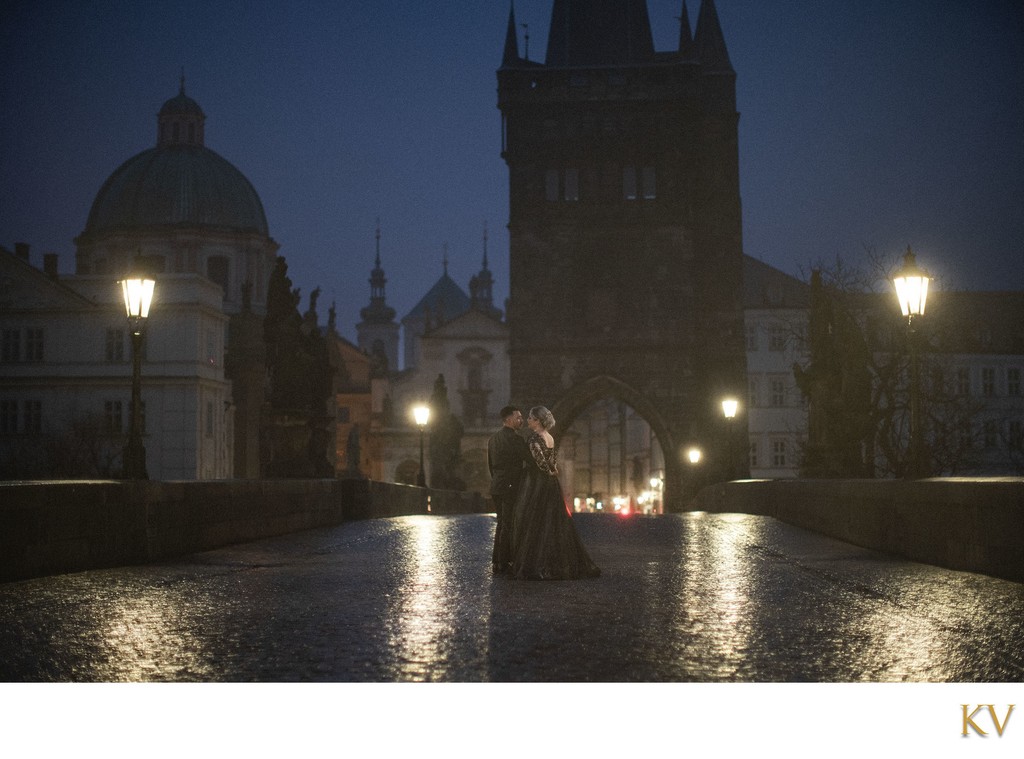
623 167 637 200
563 168 579 201
545 168 580 202
623 166 656 201
545 169 559 201
642 167 657 199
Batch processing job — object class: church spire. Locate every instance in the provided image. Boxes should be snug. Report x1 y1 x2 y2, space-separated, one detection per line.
360 220 396 325
501 3 520 67
695 0 733 72
470 221 502 320
482 220 490 270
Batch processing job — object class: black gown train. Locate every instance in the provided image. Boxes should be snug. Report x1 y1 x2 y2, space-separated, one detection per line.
509 431 600 580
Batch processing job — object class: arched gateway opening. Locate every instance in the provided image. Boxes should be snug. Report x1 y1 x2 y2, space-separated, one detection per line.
548 376 699 513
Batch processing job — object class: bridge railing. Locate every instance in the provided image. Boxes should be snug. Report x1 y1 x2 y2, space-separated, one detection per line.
0 478 489 583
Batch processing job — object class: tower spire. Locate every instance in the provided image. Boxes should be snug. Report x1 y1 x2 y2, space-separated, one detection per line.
677 1 694 57
374 217 382 268
482 221 489 270
361 220 395 324
502 3 520 67
470 221 500 319
695 0 733 72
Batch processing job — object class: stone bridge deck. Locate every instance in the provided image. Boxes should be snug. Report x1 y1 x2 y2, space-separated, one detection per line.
2 512 1021 682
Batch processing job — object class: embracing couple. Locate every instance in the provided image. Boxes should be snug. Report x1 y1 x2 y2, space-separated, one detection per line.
488 405 600 581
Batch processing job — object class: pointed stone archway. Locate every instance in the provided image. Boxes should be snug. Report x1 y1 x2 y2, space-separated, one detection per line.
548 375 689 511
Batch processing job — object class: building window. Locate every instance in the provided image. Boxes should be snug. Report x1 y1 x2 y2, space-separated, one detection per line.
545 169 559 201
956 367 970 396
770 377 786 407
1009 368 1021 396
768 326 786 352
106 329 125 362
2 329 20 362
1009 420 1023 450
207 256 230 297
623 165 656 201
982 367 996 397
748 377 760 408
623 167 637 200
1 400 17 434
24 328 44 362
745 323 759 351
771 439 787 467
563 168 579 201
983 420 998 449
545 168 579 201
641 167 656 199
22 400 41 434
104 401 123 435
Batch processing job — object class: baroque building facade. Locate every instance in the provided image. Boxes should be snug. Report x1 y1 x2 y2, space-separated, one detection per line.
0 83 277 479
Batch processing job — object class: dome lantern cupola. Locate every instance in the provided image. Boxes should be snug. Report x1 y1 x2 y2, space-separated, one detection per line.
158 74 206 147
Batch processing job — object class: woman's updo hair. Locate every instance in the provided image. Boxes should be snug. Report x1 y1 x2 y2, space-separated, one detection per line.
528 405 555 431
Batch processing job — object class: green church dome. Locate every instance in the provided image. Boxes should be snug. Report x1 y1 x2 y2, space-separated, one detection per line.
83 145 269 237
80 81 269 239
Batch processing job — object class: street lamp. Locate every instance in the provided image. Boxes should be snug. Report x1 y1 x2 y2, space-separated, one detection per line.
721 398 738 480
686 448 702 465
413 404 430 486
893 246 930 478
120 268 155 480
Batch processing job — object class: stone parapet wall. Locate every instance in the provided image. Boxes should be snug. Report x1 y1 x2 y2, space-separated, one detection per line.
690 478 1024 584
0 479 489 583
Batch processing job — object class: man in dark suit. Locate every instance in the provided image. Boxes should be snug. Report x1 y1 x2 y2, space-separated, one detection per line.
488 405 530 573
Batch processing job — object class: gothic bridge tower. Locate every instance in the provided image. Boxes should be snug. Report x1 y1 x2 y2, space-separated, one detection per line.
498 0 748 508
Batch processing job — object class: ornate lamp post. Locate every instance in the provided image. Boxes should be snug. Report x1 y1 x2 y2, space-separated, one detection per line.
413 404 430 486
721 398 738 480
893 246 930 478
120 269 155 480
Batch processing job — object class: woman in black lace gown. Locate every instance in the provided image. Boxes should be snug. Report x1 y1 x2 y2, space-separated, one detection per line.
509 406 600 580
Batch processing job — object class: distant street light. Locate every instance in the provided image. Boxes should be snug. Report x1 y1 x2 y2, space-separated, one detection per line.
120 267 156 480
687 448 702 465
893 246 930 478
413 404 430 487
721 398 739 481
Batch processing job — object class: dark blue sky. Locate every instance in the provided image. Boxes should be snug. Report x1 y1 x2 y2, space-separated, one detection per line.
2 0 1022 341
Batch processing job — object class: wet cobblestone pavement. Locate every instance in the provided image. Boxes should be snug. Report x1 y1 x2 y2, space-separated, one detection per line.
1 513 1022 682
